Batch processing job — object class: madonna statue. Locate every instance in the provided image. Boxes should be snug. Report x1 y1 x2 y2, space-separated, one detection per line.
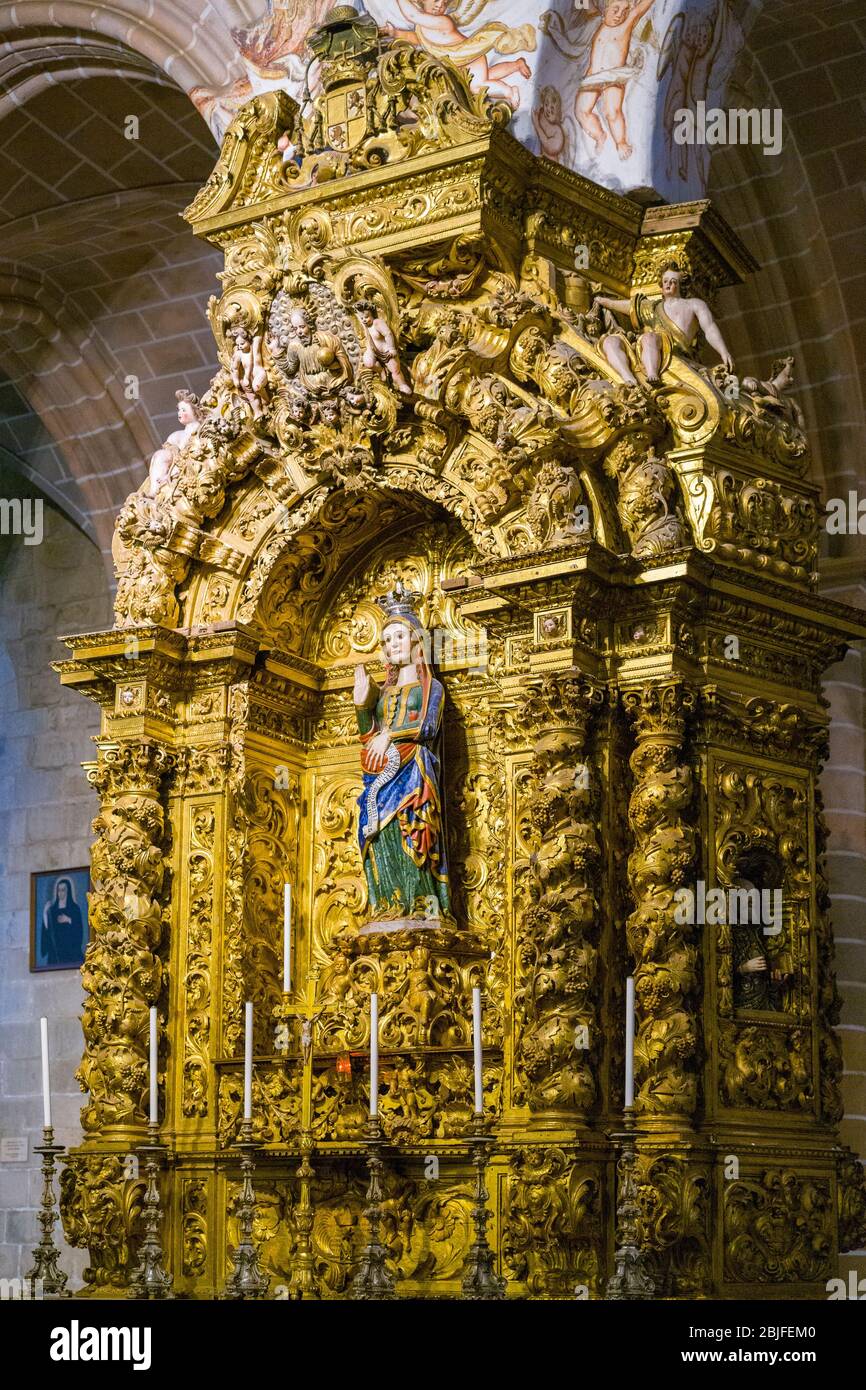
353 582 451 928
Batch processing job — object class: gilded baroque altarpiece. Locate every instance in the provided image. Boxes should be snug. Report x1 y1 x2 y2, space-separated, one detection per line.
55 8 866 1298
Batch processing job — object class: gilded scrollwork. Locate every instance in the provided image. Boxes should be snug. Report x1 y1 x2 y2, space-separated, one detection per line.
712 758 815 1112
316 927 489 1053
602 434 689 559
181 1179 208 1279
837 1148 866 1255
723 1170 832 1284
219 1067 302 1147
183 803 215 1117
815 790 844 1125
502 1147 601 1298
635 1152 711 1297
59 1156 145 1289
718 1024 812 1111
700 470 818 584
244 767 300 1051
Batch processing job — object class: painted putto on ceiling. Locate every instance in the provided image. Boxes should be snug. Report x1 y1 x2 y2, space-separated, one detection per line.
191 0 753 203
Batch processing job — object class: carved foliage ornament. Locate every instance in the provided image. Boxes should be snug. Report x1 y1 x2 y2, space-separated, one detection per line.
80 743 173 1134
515 673 604 1112
623 683 699 1116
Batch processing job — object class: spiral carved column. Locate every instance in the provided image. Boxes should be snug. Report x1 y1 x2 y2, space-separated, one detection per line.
79 741 174 1141
622 683 699 1122
515 671 605 1116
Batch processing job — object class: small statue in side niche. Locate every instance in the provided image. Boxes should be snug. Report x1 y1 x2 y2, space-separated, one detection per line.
740 355 805 430
228 322 270 418
730 858 793 1013
354 299 412 395
146 390 202 497
593 262 734 385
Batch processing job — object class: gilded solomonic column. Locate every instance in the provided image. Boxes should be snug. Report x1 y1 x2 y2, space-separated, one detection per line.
80 740 174 1141
515 671 605 1118
622 682 699 1123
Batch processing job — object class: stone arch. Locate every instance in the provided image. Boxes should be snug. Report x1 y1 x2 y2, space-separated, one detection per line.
0 27 220 557
0 3 243 97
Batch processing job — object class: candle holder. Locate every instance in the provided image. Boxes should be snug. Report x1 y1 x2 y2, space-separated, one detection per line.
461 1113 507 1300
25 1126 70 1299
603 1107 655 1302
288 1130 320 1300
351 1117 396 1300
221 1119 270 1300
128 1123 174 1300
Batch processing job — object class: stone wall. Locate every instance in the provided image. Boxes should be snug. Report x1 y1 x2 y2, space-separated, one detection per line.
0 461 110 1282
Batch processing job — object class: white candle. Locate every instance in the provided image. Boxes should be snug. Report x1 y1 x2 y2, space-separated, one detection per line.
283 882 292 993
39 1017 51 1130
244 1001 253 1122
472 986 483 1114
149 1006 158 1125
625 976 635 1109
369 993 379 1117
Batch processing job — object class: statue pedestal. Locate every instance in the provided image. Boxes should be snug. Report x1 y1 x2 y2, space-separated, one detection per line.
320 923 490 1053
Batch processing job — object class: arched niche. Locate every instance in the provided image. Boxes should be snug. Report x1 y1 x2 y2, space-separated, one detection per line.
217 485 508 1071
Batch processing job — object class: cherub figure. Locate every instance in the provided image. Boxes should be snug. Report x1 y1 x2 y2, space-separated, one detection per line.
532 86 574 164
594 262 733 384
147 390 202 497
229 323 270 418
384 0 534 109
276 129 302 174
354 299 412 395
578 0 656 159
541 0 657 160
740 356 805 430
659 1 735 185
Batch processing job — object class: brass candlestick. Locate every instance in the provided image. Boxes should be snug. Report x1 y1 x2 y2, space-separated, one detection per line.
128 1123 174 1300
288 1130 320 1300
351 1116 395 1300
222 1118 269 1300
25 1126 69 1298
461 1113 507 1300
603 1107 655 1301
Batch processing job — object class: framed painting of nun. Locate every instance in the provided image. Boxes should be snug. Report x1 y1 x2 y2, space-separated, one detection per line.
30 867 90 972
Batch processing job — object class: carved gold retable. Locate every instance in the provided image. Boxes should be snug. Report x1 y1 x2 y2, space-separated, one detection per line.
55 10 866 1299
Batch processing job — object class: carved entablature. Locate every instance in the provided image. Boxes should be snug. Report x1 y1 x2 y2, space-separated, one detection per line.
700 689 829 768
